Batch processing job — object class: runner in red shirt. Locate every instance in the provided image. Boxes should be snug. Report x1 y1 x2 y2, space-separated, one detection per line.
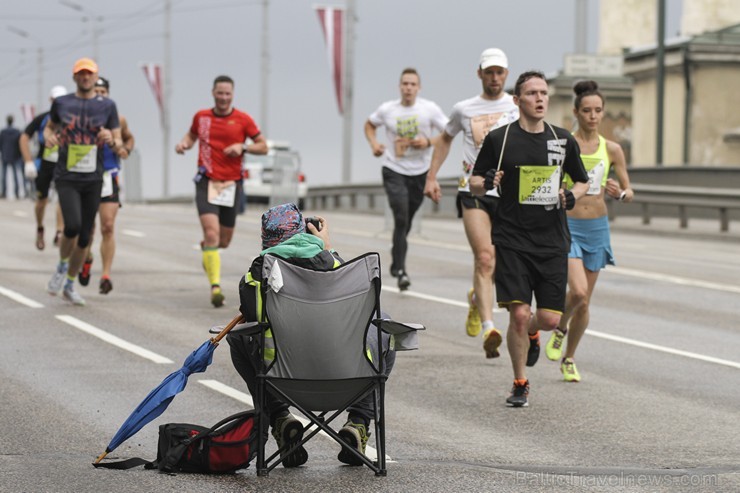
176 75 267 307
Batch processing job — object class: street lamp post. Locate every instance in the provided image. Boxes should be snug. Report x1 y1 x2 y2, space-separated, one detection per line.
7 26 44 110
59 0 103 62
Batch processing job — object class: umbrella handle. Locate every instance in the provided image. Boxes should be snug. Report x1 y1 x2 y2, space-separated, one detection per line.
94 450 109 464
210 313 245 344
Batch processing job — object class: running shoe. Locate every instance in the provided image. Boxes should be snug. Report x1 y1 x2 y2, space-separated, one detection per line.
63 284 86 306
506 379 529 407
397 271 411 291
545 328 566 361
36 226 45 250
271 414 308 468
47 267 66 295
526 331 540 367
337 419 369 466
483 327 503 358
79 256 93 286
561 358 581 382
99 277 113 295
210 286 225 307
466 288 482 337
53 230 62 247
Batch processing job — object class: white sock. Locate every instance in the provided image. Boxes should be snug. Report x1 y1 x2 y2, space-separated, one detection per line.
482 320 495 333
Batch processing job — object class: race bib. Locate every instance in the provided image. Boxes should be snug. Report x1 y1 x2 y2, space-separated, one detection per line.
586 160 605 195
66 144 96 173
207 180 236 207
518 166 561 206
394 138 421 159
470 112 503 148
101 170 113 197
43 145 59 163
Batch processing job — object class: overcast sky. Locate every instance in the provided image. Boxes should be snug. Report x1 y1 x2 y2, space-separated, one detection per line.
0 0 683 199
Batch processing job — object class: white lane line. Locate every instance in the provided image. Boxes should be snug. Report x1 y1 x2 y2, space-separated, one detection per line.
608 266 740 295
0 286 44 308
198 379 391 462
382 285 739 370
12 210 29 218
382 285 505 312
122 229 146 238
56 315 173 364
587 330 740 370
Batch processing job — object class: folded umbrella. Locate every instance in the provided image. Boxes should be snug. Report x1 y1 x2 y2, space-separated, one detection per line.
93 314 243 465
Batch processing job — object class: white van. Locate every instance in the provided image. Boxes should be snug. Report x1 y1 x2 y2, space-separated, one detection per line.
243 141 307 210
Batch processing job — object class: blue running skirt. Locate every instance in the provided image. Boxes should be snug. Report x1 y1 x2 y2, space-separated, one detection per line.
567 216 615 272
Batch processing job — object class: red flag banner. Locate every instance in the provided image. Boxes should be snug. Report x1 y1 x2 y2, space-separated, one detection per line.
141 62 164 123
19 103 35 124
315 5 344 114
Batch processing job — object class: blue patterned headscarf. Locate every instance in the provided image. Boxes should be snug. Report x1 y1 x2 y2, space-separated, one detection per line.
261 203 305 249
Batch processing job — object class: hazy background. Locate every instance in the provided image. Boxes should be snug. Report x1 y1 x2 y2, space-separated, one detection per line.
0 0 682 199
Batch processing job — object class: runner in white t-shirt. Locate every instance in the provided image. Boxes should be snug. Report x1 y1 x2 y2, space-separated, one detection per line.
424 48 518 358
365 68 448 291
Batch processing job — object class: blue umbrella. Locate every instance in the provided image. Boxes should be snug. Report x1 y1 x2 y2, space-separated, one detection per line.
94 314 242 464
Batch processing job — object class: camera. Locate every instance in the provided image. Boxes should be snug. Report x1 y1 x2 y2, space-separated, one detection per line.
304 216 322 232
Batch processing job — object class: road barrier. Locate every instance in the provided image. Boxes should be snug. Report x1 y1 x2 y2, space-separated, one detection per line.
307 179 740 233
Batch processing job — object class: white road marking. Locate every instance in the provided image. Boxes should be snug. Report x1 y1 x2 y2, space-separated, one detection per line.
0 286 44 308
198 379 391 462
588 330 740 369
55 315 173 364
12 210 28 218
382 285 505 312
607 266 740 294
121 229 146 238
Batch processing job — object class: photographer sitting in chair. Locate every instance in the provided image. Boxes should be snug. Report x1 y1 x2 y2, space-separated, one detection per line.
227 203 396 467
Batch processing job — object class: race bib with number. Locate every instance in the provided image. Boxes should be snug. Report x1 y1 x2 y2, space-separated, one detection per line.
582 157 606 195
470 112 503 148
518 166 561 206
43 145 59 163
207 180 236 207
101 170 113 197
66 144 97 173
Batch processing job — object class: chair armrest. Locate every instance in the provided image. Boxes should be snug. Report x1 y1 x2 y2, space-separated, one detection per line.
374 319 425 351
208 321 267 336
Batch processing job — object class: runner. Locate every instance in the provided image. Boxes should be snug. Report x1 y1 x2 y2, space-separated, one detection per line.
365 68 447 290
0 115 24 199
424 48 518 356
44 58 122 306
544 79 634 382
20 85 67 250
176 75 267 307
78 76 135 294
470 70 589 407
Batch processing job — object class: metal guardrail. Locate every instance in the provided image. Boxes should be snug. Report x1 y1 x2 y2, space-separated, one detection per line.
307 180 740 233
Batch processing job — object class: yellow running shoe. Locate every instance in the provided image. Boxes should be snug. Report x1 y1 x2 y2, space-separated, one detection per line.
466 288 482 337
545 329 566 361
561 357 581 382
483 328 502 358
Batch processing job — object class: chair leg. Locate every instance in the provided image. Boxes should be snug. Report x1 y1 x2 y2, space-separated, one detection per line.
376 381 387 475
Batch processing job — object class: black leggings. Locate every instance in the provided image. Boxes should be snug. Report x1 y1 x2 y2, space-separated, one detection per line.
382 166 426 272
56 180 102 249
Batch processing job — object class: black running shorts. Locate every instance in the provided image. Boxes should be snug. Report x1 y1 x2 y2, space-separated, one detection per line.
494 244 567 313
195 177 242 228
456 192 498 220
35 161 56 199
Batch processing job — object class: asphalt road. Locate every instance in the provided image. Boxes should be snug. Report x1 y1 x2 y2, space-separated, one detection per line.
1 198 739 493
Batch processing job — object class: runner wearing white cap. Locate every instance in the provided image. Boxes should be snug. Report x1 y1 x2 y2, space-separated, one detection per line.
424 48 518 357
20 85 68 250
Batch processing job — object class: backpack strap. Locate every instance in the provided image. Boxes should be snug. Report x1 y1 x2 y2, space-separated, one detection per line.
92 457 154 470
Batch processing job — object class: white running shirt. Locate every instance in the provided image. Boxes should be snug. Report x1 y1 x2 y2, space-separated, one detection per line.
444 93 518 194
368 98 448 176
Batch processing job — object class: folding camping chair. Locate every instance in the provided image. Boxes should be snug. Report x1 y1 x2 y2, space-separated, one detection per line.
247 252 423 476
